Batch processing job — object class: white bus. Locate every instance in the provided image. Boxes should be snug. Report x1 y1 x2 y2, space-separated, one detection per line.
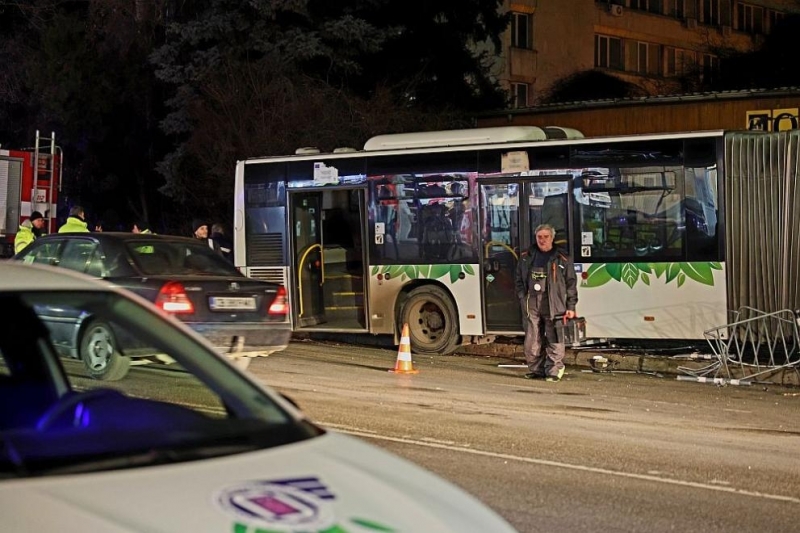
233 126 800 354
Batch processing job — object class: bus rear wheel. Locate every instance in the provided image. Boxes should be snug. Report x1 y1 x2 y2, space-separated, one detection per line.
400 285 460 355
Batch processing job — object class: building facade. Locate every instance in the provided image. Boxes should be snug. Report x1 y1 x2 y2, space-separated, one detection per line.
497 0 800 108
476 87 800 136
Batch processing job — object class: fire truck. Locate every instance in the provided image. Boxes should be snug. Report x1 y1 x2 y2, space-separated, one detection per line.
0 131 62 257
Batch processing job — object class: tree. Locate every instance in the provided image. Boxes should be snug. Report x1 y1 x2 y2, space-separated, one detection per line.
710 14 800 91
0 0 175 230
151 0 508 223
540 70 647 104
2 0 508 230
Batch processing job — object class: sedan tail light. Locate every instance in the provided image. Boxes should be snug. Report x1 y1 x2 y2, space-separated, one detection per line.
156 281 195 314
268 286 288 316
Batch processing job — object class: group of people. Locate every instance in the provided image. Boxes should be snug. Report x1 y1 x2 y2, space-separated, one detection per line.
14 206 233 262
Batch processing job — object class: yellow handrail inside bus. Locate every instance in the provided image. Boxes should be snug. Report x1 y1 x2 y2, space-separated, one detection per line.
484 241 518 260
297 243 324 317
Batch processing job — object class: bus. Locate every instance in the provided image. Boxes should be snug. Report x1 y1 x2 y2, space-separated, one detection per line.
233 126 800 354
0 131 62 257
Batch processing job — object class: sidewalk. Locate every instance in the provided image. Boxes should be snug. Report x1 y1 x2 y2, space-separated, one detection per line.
455 339 800 387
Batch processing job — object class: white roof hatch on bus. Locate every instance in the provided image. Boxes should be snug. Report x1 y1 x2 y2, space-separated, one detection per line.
363 126 583 151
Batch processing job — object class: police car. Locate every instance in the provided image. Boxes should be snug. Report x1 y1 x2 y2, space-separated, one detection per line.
0 263 516 532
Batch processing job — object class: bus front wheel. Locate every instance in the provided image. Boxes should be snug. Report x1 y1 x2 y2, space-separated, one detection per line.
400 285 460 355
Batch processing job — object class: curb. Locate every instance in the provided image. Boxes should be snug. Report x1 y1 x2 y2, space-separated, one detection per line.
457 342 800 387
295 333 800 387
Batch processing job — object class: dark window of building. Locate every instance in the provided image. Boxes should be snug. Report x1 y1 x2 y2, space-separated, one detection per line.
631 0 664 14
737 2 765 34
768 10 785 34
595 35 624 70
667 0 686 19
701 54 719 83
511 12 532 49
702 0 722 26
666 47 695 77
511 83 529 108
635 42 662 75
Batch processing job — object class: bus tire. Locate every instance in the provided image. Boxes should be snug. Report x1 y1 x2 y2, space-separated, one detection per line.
79 319 130 381
400 285 460 355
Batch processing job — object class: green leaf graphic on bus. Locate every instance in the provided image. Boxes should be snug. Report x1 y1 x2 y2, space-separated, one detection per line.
679 262 719 285
664 263 681 283
372 264 476 283
582 264 613 287
604 263 623 282
621 263 639 288
581 262 720 288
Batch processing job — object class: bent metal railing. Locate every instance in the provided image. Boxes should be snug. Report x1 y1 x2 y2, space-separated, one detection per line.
679 307 800 385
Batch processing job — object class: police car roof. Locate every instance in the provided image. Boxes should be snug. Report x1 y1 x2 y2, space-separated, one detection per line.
0 262 117 292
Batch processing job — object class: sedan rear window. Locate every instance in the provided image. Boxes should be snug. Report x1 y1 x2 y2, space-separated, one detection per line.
128 241 239 276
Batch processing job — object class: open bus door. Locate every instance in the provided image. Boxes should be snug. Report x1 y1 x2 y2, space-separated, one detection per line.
291 191 326 327
289 188 368 331
480 177 573 333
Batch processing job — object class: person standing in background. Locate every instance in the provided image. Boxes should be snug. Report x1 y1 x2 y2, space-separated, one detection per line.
14 211 46 253
193 218 222 255
132 220 154 234
210 223 233 262
59 206 100 233
514 224 578 382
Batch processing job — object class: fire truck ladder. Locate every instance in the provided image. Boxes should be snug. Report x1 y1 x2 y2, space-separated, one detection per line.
33 130 61 225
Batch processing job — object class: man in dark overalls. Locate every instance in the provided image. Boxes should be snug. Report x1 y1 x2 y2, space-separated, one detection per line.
514 224 578 381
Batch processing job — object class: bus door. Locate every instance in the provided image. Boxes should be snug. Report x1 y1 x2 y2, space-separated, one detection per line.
290 191 325 327
480 177 572 332
289 188 369 331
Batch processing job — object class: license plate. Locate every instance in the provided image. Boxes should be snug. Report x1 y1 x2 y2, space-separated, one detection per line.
209 296 257 311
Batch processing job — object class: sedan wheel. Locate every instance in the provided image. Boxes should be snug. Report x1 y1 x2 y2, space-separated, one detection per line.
79 320 130 381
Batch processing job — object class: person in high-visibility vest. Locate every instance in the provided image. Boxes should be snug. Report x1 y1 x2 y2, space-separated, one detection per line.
132 220 156 254
132 221 154 234
14 211 46 254
58 206 91 233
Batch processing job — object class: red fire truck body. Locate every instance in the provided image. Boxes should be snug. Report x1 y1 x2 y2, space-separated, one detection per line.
0 132 61 256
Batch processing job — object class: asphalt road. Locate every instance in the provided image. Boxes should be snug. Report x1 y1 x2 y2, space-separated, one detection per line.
247 339 800 533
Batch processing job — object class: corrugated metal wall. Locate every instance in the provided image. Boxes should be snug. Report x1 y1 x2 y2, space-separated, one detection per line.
725 131 800 314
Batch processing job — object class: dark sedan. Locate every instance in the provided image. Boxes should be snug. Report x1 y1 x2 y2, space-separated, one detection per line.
13 232 290 380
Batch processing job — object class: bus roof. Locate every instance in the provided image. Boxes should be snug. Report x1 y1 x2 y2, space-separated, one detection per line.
238 129 727 165
362 126 584 151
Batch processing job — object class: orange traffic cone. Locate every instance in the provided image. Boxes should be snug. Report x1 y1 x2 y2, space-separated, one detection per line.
389 323 419 374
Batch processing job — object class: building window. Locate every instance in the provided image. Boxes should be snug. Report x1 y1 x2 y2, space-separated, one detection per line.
768 10 785 34
702 0 722 26
737 3 765 34
667 0 685 19
701 54 719 83
630 0 664 14
511 12 532 49
665 47 696 76
635 42 662 75
511 83 529 108
595 35 624 70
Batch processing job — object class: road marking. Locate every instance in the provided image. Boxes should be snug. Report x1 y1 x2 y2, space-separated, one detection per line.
325 423 800 505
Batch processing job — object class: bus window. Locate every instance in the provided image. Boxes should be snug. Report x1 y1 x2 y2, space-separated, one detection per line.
684 166 720 261
369 174 476 264
576 167 684 260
